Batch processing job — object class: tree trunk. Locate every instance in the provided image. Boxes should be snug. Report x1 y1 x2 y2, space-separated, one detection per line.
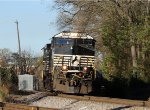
127 12 138 74
131 44 137 68
0 73 1 86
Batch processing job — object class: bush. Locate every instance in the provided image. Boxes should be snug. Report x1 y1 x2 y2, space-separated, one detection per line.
0 85 9 102
0 67 18 101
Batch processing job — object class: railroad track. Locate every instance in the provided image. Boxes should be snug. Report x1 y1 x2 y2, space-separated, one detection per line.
58 94 146 106
0 102 58 110
2 91 150 110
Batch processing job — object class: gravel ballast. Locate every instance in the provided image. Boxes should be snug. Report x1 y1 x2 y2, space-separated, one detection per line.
30 96 150 110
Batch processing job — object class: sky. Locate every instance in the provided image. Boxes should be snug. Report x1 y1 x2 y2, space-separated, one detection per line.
0 0 59 55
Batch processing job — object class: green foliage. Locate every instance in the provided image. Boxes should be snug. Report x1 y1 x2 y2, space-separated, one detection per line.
0 68 11 85
101 55 116 80
34 56 43 68
101 18 133 81
0 89 4 96
0 89 4 101
0 67 18 93
100 6 150 83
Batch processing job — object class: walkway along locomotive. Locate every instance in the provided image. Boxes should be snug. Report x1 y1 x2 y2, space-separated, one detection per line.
42 31 96 94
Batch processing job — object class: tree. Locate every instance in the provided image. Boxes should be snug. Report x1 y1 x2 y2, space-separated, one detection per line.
55 0 150 81
12 49 38 74
21 49 39 74
0 48 12 67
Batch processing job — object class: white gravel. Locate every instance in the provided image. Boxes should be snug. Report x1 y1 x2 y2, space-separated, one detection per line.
30 96 150 110
30 96 77 109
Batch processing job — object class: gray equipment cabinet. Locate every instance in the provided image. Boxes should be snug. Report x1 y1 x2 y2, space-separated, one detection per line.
18 74 39 91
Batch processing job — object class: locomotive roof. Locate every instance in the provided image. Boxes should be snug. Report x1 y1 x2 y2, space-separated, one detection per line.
53 32 94 39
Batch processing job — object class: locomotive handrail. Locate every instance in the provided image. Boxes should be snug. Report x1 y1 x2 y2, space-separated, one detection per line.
79 57 94 67
71 74 92 81
87 57 96 79
53 56 72 66
52 56 63 80
71 73 83 80
62 56 72 67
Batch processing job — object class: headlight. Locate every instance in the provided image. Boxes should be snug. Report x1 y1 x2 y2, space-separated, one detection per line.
83 66 87 72
79 72 83 77
62 65 68 71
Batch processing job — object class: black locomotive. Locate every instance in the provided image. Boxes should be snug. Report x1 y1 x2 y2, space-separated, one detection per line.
43 31 96 94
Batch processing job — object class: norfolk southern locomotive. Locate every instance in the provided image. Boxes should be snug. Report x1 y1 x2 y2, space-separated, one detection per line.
43 31 96 94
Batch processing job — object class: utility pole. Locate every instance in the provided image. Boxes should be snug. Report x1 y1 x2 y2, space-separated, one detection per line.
15 20 22 74
15 20 21 57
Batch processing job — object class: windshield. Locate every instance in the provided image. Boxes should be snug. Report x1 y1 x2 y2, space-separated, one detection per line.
53 38 95 55
53 38 73 55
